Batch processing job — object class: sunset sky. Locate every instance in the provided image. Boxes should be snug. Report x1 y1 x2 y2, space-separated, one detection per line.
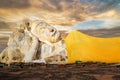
0 0 120 35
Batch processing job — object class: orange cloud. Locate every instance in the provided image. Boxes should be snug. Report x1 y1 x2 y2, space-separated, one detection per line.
95 10 120 19
0 0 119 26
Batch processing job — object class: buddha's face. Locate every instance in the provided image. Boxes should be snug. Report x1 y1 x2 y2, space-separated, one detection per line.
29 20 61 43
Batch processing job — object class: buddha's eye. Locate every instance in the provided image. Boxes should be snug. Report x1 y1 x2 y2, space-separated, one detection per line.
50 29 54 32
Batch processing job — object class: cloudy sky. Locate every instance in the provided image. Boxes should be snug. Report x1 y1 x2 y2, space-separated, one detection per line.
0 0 120 32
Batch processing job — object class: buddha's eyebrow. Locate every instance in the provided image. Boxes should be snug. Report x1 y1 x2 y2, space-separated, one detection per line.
36 22 46 28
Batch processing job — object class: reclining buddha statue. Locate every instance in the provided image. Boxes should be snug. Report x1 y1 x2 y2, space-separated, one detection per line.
0 19 68 64
0 19 120 64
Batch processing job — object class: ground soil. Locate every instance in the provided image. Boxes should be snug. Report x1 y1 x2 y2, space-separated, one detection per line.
0 62 120 80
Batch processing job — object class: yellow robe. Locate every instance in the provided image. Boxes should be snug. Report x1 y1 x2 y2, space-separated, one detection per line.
65 30 120 63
